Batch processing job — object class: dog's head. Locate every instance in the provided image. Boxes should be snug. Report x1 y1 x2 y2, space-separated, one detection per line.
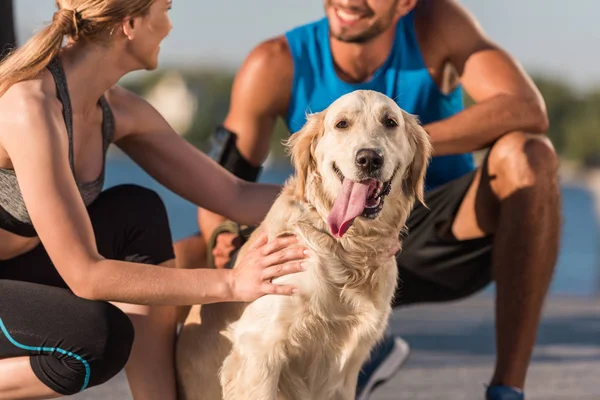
286 90 432 239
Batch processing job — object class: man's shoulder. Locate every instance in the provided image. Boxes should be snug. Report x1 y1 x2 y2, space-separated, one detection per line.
415 0 465 24
227 36 294 118
250 36 291 65
415 0 485 40
414 0 491 73
228 17 327 119
238 36 293 89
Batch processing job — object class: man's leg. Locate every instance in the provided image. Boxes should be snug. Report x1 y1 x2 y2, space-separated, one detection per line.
453 132 561 393
173 232 208 270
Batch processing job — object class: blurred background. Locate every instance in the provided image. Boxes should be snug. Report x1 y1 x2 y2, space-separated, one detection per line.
4 1 600 398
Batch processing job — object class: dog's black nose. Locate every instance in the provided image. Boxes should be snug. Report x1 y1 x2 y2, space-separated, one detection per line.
355 148 384 173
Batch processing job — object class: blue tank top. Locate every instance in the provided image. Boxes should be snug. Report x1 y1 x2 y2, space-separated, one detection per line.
284 12 475 190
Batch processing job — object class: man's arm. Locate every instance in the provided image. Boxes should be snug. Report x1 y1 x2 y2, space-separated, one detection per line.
421 0 549 156
198 36 293 241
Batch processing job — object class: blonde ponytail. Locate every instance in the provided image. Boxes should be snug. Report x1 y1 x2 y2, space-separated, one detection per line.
0 0 156 97
0 11 75 96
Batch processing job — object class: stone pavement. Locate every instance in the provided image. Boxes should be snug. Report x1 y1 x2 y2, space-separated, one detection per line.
68 294 600 400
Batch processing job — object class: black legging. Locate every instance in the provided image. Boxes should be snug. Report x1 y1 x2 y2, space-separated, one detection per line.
0 184 175 395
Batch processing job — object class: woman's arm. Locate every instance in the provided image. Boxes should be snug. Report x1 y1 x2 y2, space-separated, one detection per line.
0 90 303 305
109 87 279 227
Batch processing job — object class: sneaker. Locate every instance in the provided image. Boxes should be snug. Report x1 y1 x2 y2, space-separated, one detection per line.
355 335 410 400
485 385 525 400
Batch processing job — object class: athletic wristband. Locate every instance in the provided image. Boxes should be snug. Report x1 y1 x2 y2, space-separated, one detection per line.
207 125 262 182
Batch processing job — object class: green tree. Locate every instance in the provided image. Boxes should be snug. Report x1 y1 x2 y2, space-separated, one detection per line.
532 76 579 155
561 91 600 166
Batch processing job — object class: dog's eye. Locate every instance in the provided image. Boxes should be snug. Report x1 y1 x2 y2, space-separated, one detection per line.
384 118 398 128
335 120 349 129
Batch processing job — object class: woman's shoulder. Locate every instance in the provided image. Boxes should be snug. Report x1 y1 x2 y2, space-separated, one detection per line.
104 84 138 105
103 85 145 118
0 75 61 114
0 76 64 140
104 85 163 139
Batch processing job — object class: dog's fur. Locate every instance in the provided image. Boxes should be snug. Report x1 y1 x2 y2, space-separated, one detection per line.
176 90 432 400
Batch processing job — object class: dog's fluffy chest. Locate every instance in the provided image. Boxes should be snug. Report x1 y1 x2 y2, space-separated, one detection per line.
255 250 397 399
242 223 398 398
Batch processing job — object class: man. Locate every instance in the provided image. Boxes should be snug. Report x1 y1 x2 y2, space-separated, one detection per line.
183 1 560 399
0 0 16 60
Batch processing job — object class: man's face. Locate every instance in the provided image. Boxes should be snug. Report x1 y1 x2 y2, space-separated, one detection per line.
325 0 405 43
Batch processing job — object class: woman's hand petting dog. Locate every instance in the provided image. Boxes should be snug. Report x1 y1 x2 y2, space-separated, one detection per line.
227 232 308 302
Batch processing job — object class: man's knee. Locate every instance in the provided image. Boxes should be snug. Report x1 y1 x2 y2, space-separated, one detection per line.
487 132 559 198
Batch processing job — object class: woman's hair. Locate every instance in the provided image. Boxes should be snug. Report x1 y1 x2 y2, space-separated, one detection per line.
0 0 156 96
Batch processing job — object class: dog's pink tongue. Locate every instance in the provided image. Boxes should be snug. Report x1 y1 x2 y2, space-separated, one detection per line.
327 178 374 238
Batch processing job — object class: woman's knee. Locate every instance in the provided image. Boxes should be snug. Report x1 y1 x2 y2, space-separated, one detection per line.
90 302 135 385
32 302 135 395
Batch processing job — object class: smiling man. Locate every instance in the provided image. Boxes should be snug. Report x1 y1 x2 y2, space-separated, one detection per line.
184 1 561 399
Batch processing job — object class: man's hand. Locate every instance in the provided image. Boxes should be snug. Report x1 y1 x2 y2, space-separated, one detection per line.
213 232 243 269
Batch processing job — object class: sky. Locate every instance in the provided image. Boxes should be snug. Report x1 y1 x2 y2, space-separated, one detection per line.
12 1 600 92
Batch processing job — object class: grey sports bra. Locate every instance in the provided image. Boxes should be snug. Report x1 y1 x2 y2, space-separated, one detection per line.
0 57 115 237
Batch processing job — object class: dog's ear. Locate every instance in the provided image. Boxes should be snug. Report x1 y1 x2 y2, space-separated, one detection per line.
403 114 433 205
285 111 325 200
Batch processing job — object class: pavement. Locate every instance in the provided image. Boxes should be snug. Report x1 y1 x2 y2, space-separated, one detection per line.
66 293 600 400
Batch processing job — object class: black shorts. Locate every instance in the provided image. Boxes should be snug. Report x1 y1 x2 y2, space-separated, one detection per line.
0 184 175 395
394 170 493 306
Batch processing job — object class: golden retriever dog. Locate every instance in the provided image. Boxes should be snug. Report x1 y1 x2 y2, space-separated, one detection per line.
176 90 432 400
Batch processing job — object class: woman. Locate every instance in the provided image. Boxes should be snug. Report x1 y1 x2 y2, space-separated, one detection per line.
0 1 307 399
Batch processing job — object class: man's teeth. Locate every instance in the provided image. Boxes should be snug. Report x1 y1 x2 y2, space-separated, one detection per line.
337 9 361 21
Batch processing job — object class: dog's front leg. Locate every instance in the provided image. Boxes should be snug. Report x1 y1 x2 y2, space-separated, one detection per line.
220 337 285 400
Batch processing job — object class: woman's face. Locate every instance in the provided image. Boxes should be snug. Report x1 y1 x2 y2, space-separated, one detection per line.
124 0 173 71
